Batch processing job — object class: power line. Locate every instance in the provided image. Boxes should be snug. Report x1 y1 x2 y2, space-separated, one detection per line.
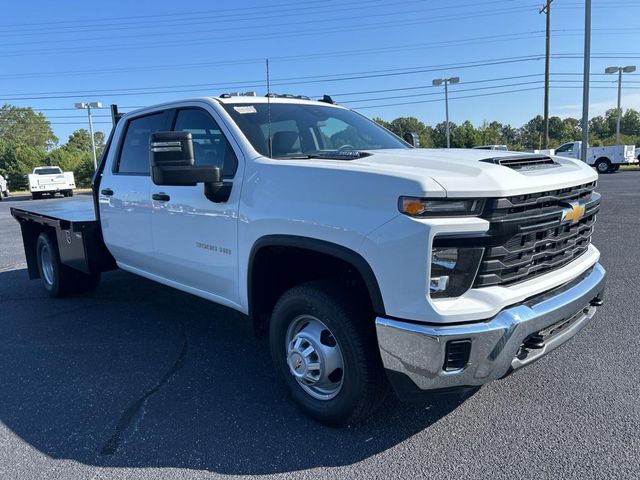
0 5 542 58
0 0 434 46
41 83 640 125
0 28 630 82
0 0 533 36
0 30 548 80
0 0 371 29
3 53 638 102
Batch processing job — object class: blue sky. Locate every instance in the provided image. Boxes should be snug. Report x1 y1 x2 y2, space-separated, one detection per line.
0 0 638 144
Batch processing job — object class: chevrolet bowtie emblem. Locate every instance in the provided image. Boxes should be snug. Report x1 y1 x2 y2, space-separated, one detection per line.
561 201 586 225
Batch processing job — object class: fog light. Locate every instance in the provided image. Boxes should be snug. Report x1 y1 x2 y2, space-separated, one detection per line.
430 246 484 298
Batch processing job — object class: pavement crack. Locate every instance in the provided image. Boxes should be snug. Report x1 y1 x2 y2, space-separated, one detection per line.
99 322 188 456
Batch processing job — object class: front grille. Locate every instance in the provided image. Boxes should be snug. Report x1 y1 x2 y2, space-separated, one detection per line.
474 181 599 288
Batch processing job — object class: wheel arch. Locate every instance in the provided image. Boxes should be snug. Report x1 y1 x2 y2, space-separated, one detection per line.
247 235 385 337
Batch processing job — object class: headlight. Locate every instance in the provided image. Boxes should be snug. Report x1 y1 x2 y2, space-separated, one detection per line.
399 197 484 217
430 247 484 298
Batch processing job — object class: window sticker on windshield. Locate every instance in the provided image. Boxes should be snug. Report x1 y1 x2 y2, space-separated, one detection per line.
233 106 257 114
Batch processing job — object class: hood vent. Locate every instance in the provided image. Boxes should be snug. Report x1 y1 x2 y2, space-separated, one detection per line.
481 154 559 171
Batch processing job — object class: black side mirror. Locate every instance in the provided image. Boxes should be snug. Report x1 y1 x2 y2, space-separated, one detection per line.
150 131 225 201
403 132 420 148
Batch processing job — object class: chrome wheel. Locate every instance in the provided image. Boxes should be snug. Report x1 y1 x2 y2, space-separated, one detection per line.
285 315 344 400
39 242 54 287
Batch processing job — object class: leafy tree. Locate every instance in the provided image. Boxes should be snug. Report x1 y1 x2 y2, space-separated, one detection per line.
620 109 640 137
451 120 480 148
374 116 433 147
372 117 391 130
518 115 544 150
0 104 57 150
0 140 47 190
65 128 105 155
432 121 456 148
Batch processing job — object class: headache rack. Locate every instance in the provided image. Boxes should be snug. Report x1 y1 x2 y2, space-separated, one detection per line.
473 181 599 288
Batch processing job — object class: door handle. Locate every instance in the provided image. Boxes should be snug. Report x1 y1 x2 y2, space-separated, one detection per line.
101 188 114 196
152 193 170 202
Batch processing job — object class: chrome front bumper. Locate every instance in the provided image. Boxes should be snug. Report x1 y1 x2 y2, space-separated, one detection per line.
375 263 606 396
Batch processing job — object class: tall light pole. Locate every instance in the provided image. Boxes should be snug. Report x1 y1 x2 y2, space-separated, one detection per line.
580 0 591 162
74 101 102 169
540 0 553 149
433 76 460 148
605 65 636 143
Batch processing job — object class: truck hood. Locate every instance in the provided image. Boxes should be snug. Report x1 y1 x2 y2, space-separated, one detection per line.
351 148 597 197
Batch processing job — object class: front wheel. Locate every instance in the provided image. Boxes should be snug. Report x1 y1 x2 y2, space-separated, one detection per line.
595 158 612 173
269 281 388 426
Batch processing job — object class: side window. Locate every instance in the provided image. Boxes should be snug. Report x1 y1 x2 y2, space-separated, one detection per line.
556 143 572 154
117 113 166 174
174 109 238 178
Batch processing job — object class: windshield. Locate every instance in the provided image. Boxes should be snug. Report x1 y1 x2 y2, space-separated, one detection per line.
222 102 408 159
35 167 62 175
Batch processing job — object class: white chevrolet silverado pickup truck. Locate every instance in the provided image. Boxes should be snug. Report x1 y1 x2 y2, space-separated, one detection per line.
11 94 606 426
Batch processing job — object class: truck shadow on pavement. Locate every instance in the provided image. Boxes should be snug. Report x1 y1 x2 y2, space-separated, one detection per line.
0 268 470 475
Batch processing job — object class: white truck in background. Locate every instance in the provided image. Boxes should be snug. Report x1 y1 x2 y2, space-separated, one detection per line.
553 141 636 173
28 166 75 199
0 174 9 200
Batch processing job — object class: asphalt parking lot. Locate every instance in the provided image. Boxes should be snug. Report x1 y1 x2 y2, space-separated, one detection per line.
0 173 638 480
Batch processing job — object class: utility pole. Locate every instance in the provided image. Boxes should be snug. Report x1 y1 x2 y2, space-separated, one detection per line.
580 0 591 162
432 76 460 148
540 0 553 149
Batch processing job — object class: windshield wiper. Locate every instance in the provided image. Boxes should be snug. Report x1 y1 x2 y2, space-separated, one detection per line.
274 151 368 160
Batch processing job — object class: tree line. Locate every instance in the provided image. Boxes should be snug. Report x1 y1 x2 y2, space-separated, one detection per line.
374 108 640 150
0 104 104 191
1 103 639 191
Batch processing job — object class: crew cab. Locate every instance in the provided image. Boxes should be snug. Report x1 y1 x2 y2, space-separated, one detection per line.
28 166 75 199
11 94 606 426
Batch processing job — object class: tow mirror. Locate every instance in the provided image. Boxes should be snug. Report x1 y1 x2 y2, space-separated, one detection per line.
150 131 224 200
403 132 420 148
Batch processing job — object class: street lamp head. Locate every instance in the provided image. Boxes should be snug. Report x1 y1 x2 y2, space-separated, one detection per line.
622 65 636 73
449 77 460 84
605 66 620 74
74 101 102 109
432 79 443 87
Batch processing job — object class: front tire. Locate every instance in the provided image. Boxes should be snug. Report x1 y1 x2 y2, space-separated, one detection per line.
269 281 388 426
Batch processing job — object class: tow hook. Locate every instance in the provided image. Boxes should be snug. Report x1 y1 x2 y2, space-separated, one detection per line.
590 297 604 307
